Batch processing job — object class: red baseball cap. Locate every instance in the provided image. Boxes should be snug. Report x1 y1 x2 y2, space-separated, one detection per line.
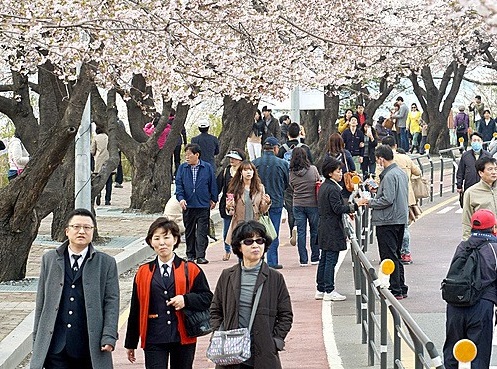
471 209 497 230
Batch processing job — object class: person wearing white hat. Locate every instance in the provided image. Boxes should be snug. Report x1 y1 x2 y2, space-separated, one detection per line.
191 119 219 171
217 148 246 261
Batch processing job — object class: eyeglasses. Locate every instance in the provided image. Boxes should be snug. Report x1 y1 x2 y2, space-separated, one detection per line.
68 224 94 232
241 238 266 246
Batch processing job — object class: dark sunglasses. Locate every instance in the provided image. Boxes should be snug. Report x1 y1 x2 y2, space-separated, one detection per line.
242 238 266 246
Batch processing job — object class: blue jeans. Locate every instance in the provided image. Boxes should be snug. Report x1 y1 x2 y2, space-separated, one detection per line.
316 250 340 293
399 127 409 152
293 206 320 264
223 217 232 253
267 207 283 266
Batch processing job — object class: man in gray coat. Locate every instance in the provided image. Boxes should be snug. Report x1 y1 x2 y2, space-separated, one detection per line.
31 208 119 369
366 145 409 300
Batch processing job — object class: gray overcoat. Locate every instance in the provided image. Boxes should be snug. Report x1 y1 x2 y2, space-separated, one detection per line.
31 241 119 369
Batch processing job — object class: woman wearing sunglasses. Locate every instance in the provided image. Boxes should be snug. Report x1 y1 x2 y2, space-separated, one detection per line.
225 161 271 247
210 220 293 368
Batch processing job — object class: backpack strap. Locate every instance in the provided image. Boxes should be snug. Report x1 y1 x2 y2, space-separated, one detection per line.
282 143 290 151
489 243 497 272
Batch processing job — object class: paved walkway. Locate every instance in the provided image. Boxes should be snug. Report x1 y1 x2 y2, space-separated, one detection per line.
1 177 480 369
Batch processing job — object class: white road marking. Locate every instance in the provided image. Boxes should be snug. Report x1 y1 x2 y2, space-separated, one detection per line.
322 298 344 369
437 206 455 214
455 208 462 214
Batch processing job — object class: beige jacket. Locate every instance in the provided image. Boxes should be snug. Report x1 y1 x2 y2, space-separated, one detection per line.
225 185 270 245
462 180 497 240
91 133 109 173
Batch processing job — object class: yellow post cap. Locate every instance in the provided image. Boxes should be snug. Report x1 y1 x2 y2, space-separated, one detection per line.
380 259 395 275
458 137 464 143
351 175 361 185
453 339 477 363
424 144 430 150
493 132 497 137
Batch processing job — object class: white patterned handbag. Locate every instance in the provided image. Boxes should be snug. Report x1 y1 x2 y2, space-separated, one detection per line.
206 284 263 365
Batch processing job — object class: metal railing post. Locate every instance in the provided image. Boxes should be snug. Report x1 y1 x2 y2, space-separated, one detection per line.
381 298 388 369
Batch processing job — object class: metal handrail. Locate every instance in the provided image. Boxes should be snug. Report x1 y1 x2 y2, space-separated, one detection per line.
344 210 445 369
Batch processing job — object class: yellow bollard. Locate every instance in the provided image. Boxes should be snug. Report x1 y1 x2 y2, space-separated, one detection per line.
453 339 477 369
424 143 430 155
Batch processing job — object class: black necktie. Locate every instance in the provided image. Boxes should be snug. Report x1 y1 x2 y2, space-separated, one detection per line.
162 264 170 285
72 254 81 276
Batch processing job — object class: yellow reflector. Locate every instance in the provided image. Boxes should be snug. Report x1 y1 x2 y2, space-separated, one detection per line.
453 339 477 363
380 259 395 275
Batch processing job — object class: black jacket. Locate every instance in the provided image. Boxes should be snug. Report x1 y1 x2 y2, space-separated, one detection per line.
317 179 357 251
456 149 491 191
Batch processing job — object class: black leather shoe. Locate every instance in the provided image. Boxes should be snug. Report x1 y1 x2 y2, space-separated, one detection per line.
196 258 209 264
269 264 283 269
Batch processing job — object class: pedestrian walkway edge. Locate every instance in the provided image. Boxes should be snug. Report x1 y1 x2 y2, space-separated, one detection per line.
0 310 34 369
0 239 155 369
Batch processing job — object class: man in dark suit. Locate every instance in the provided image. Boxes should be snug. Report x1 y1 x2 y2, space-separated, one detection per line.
31 208 119 369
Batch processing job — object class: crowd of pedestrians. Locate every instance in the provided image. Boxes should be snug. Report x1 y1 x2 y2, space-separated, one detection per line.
25 94 497 368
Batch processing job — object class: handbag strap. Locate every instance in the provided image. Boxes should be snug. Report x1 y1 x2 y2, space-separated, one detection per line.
184 260 190 293
343 152 349 172
248 283 264 331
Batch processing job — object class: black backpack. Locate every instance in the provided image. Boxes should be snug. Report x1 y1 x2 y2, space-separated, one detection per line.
441 241 489 306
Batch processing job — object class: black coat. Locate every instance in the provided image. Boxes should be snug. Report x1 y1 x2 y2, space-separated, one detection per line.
216 166 234 219
456 149 491 191
318 179 357 251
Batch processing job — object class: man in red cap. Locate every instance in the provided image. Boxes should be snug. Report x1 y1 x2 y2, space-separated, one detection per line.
443 209 497 369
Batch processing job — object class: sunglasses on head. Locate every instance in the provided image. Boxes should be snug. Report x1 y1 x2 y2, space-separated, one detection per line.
241 237 266 245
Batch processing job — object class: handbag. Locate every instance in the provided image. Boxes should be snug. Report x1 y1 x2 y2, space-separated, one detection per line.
411 176 429 199
343 156 361 192
206 284 264 365
182 261 213 337
258 213 277 240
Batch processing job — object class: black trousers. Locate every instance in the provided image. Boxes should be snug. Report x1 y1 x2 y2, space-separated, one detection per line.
443 298 494 369
44 348 92 369
173 144 182 177
144 342 196 369
375 224 407 296
183 207 210 259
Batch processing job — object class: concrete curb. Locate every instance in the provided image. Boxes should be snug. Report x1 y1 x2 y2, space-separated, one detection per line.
0 239 155 369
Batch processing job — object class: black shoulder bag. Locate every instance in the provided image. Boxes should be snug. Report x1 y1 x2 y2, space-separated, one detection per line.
182 261 213 337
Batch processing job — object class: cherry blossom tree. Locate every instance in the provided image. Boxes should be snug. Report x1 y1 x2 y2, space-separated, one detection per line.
1 0 496 280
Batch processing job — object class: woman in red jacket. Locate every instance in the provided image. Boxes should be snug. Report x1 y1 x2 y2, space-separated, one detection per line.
125 217 212 369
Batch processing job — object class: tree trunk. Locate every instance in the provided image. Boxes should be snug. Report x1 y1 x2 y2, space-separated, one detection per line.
410 62 467 152
218 96 256 172
0 63 95 282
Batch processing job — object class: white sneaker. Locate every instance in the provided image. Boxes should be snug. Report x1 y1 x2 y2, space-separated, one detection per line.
300 263 309 267
290 227 297 246
315 291 324 300
310 261 319 265
323 291 346 301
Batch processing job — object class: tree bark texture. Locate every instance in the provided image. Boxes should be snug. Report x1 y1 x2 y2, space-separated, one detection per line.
217 96 256 174
0 63 95 282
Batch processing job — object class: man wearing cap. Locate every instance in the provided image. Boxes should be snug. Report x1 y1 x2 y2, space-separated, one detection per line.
175 143 218 264
443 209 497 369
253 137 289 269
260 106 281 144
462 156 497 240
191 119 219 172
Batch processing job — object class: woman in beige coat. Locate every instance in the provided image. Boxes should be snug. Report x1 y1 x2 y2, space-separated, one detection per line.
225 161 271 245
